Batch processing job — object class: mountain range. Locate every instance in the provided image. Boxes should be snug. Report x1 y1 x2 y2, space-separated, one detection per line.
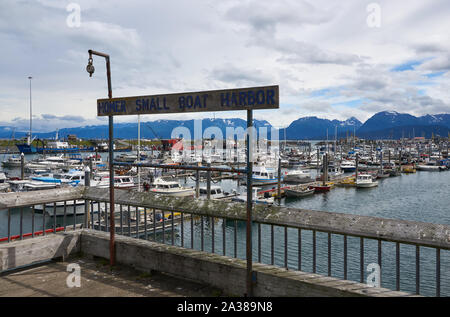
1 111 449 141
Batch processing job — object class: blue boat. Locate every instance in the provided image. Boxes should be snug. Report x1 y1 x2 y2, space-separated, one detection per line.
16 143 37 154
16 143 94 154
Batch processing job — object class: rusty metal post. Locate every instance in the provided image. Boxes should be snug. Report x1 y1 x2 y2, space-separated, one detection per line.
88 49 115 266
246 109 253 296
84 166 91 228
195 169 200 198
206 162 211 200
277 157 281 204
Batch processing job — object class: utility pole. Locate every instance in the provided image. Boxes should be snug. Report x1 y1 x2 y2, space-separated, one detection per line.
28 76 32 146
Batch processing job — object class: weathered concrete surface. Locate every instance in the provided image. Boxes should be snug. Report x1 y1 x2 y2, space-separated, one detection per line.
0 231 81 271
0 255 223 297
0 187 85 209
81 229 416 297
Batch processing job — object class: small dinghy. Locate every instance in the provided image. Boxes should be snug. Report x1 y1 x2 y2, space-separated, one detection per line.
285 186 315 198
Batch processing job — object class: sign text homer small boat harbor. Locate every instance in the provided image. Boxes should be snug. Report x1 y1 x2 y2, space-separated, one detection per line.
97 85 279 116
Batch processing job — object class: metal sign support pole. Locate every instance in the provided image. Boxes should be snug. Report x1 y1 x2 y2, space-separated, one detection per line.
246 109 253 297
88 49 116 267
105 57 116 267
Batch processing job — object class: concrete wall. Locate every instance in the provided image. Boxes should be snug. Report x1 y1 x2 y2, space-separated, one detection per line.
80 230 415 297
0 231 81 272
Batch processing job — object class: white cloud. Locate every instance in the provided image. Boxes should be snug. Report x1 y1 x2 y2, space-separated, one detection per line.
0 0 449 132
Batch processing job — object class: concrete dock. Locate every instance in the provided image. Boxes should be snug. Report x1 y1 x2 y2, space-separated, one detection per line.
0 255 223 297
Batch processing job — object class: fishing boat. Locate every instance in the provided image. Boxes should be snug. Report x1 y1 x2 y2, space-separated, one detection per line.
1 156 22 168
316 165 344 181
198 186 235 200
311 184 332 192
377 171 390 178
340 160 356 172
356 174 378 188
283 168 312 183
91 172 135 189
25 154 68 170
7 179 61 192
416 165 445 171
16 141 93 154
35 199 87 216
0 172 10 192
16 131 94 154
285 186 315 198
231 187 274 205
30 169 85 186
150 177 195 197
248 164 280 185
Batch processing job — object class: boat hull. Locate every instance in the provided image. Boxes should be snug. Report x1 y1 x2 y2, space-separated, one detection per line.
356 182 378 188
150 189 195 197
285 188 314 198
34 200 91 216
417 165 444 171
311 186 331 192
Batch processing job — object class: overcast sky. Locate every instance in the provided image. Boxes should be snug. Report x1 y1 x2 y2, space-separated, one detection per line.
1 0 449 132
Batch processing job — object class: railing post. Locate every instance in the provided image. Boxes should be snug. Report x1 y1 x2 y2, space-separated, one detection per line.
84 165 91 228
195 169 200 199
206 162 211 200
277 157 281 204
20 152 25 180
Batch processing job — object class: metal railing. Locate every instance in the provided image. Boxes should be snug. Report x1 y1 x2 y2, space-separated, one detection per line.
0 187 85 243
1 186 449 296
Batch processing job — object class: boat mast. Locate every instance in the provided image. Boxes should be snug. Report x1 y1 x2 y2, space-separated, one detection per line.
334 125 337 161
28 76 32 146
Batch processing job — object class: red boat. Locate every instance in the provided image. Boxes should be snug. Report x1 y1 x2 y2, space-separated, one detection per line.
310 185 331 193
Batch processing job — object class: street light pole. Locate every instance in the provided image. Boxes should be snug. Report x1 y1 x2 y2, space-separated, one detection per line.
28 76 32 146
87 49 116 266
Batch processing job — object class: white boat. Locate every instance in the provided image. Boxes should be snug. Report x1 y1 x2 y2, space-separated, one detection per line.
30 170 85 186
90 171 135 189
231 187 274 205
283 168 312 183
198 185 234 200
328 165 344 178
285 186 315 198
36 199 87 216
1 156 22 168
25 154 75 171
150 177 195 197
246 164 280 185
0 172 10 192
84 154 103 166
7 179 61 192
356 174 378 188
416 165 445 172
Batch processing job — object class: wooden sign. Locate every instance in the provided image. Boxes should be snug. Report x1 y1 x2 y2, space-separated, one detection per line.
97 85 279 116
